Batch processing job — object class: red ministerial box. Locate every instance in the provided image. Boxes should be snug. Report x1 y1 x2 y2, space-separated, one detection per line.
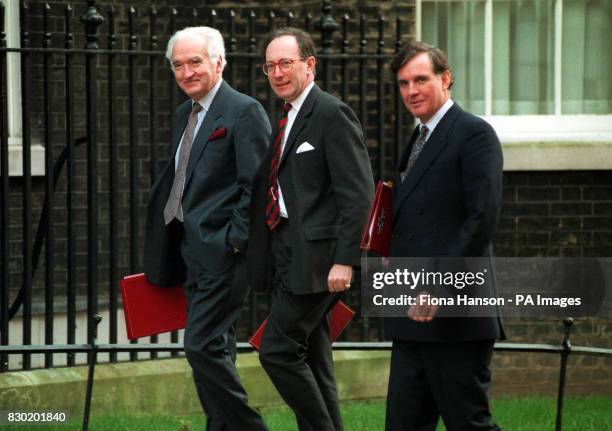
360 180 393 257
120 273 187 340
249 300 355 350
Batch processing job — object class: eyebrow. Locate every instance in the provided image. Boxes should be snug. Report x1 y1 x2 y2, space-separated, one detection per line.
172 55 204 63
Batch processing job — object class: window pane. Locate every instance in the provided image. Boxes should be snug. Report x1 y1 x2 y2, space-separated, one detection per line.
492 0 555 114
422 1 486 115
562 0 611 114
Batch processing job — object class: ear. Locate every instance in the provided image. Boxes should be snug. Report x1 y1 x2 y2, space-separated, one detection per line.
305 56 316 75
441 70 452 90
215 56 223 73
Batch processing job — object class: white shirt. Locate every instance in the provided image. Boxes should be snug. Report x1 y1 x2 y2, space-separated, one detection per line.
278 81 315 218
174 78 223 171
418 98 454 142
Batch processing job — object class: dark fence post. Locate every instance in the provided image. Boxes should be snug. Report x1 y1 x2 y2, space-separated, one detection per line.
82 314 102 431
358 13 369 340
20 0 33 371
107 5 118 364
42 2 54 369
286 10 294 27
247 9 259 335
168 7 181 357
340 13 349 101
127 6 140 361
555 317 574 431
0 0 9 373
169 8 178 138
266 11 276 118
227 10 237 87
147 6 160 359
191 7 198 27
317 0 338 92
303 10 312 33
393 16 403 165
209 8 217 28
80 0 103 345
128 6 138 275
149 6 159 182
376 15 385 181
64 3 77 368
358 15 367 131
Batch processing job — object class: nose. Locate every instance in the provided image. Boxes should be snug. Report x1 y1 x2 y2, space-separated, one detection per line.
408 82 418 96
271 65 284 79
183 64 195 78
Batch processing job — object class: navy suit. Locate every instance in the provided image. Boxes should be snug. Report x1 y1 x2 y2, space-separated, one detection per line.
385 103 504 431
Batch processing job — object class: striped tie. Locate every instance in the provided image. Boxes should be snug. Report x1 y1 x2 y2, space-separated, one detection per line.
266 103 292 230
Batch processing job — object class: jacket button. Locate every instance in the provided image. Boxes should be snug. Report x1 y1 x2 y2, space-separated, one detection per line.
417 208 424 214
408 234 414 240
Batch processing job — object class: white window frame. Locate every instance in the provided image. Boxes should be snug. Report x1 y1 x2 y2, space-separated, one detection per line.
416 0 612 171
2 0 45 176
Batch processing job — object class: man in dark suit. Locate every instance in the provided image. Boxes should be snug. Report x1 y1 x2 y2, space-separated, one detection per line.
144 27 270 430
248 28 374 431
384 42 504 431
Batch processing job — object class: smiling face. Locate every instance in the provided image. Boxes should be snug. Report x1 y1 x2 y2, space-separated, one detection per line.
265 35 315 103
396 52 451 123
171 37 222 101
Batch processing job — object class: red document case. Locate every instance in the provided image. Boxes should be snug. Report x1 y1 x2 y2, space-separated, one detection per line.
249 301 355 350
360 180 393 257
120 273 187 340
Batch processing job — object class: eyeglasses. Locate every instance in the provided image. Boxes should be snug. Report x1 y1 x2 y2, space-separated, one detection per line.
262 58 306 75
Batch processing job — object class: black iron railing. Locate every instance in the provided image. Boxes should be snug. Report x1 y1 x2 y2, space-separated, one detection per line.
1 0 408 372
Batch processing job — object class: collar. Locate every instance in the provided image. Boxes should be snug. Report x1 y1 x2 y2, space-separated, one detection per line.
286 81 315 114
194 78 223 112
420 98 454 135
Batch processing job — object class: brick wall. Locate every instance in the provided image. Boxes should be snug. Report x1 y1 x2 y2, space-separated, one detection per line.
498 172 612 257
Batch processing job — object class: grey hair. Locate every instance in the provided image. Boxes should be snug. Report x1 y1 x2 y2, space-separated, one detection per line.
165 26 227 70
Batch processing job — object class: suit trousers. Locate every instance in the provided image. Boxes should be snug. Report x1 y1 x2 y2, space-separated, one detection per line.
183 256 267 431
259 220 344 431
385 339 501 431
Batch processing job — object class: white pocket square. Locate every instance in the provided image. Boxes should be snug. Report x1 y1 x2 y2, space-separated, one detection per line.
296 142 315 154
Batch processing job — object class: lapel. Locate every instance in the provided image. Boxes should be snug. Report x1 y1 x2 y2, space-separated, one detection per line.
393 103 462 221
183 80 229 191
279 84 320 167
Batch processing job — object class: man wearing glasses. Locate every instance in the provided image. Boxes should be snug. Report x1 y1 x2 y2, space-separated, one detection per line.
247 28 374 430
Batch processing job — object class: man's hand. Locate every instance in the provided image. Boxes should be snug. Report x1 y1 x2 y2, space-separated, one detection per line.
327 264 353 292
407 292 438 322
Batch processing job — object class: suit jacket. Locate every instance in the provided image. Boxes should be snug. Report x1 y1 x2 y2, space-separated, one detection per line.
144 80 271 286
248 85 374 295
384 103 505 342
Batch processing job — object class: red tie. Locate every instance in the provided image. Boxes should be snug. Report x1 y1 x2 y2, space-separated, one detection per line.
266 103 292 230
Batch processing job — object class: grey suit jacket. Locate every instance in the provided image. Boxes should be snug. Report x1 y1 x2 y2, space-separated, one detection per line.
144 80 271 286
248 85 374 295
385 103 505 342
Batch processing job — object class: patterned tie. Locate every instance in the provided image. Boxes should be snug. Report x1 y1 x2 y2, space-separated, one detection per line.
266 103 292 230
163 103 203 224
400 125 429 183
